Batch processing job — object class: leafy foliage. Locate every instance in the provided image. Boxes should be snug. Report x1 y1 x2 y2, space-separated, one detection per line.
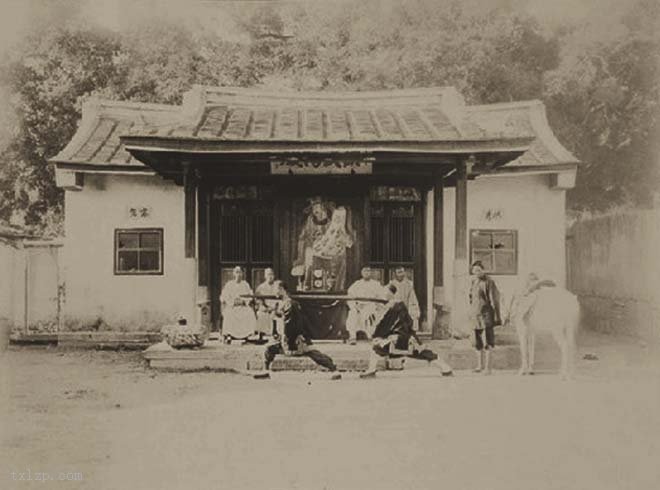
0 0 658 234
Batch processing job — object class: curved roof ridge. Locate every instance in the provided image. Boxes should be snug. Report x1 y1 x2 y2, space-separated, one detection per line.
198 84 460 100
468 99 578 165
95 99 179 113
527 103 578 164
467 99 543 111
51 98 181 165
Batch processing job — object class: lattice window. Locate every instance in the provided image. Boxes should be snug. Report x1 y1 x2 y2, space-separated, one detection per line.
219 201 273 289
370 204 386 263
389 204 415 263
470 229 518 275
369 202 417 281
115 228 163 275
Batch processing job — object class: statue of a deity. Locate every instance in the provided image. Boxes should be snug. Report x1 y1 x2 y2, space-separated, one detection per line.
293 197 354 291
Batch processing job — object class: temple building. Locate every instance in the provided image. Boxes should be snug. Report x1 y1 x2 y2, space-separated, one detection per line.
52 86 578 338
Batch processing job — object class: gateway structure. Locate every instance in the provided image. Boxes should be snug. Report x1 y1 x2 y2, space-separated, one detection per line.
52 86 577 338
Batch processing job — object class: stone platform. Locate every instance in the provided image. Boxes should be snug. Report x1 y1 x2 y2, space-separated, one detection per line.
143 329 562 373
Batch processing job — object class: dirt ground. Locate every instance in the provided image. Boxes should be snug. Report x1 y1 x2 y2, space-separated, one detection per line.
1 331 659 490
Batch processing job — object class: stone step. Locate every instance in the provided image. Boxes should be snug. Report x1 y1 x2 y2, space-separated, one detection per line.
144 334 564 373
271 334 562 371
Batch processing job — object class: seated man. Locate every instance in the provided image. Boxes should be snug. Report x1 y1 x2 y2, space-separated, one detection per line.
388 266 421 331
258 281 341 380
220 266 257 343
346 266 386 343
255 268 280 337
360 284 453 378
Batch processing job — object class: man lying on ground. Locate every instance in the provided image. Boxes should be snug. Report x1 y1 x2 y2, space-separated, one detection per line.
360 284 453 379
255 281 341 380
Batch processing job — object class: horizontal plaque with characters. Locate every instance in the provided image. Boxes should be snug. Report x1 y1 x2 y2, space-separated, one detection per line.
270 157 373 175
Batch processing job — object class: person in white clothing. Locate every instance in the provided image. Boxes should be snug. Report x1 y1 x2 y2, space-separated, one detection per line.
388 267 421 330
345 266 387 343
255 268 280 337
220 266 257 343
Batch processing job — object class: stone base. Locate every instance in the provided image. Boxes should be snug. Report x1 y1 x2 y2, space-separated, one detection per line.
143 332 562 373
58 332 162 350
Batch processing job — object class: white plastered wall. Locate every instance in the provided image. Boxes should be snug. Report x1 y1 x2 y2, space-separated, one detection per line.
61 173 195 330
442 173 567 313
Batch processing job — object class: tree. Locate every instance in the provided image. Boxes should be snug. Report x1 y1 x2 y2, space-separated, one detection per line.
1 0 657 235
0 22 122 234
544 0 660 210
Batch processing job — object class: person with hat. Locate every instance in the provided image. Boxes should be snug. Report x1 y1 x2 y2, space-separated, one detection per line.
469 260 502 374
220 266 257 343
346 266 387 343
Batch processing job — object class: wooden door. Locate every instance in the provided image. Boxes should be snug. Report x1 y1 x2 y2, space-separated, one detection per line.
368 200 426 323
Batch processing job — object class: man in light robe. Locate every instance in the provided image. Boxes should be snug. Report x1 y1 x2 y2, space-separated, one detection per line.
388 267 421 331
220 266 257 343
346 266 387 343
255 268 280 337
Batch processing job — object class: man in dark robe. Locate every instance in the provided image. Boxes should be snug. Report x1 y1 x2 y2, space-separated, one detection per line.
469 260 502 374
257 281 341 380
360 284 453 378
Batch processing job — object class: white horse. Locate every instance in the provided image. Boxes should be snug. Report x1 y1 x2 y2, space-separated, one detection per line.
505 285 580 379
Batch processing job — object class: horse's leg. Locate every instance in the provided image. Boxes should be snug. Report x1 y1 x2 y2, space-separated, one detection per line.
551 324 567 379
565 322 577 380
516 322 529 375
527 328 535 375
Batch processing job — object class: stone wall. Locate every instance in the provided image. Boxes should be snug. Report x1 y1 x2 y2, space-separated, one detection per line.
1 238 62 337
567 209 660 341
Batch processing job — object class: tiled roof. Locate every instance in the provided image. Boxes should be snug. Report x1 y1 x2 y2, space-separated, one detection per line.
148 86 472 142
466 101 578 166
51 86 578 167
51 100 179 167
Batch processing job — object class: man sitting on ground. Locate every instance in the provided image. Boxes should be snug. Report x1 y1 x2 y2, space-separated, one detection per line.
360 284 453 379
257 281 341 380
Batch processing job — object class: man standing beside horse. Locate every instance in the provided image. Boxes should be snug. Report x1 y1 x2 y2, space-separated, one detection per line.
469 260 502 374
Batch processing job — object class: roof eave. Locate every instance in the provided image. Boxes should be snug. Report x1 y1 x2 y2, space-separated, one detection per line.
120 135 535 155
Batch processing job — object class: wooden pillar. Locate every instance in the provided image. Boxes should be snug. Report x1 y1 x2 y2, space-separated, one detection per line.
451 156 473 338
454 162 468 260
209 195 221 331
183 163 196 259
432 173 445 336
197 184 210 286
433 174 444 288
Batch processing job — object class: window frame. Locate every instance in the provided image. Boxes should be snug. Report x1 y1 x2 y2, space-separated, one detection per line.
469 229 518 276
114 228 164 276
